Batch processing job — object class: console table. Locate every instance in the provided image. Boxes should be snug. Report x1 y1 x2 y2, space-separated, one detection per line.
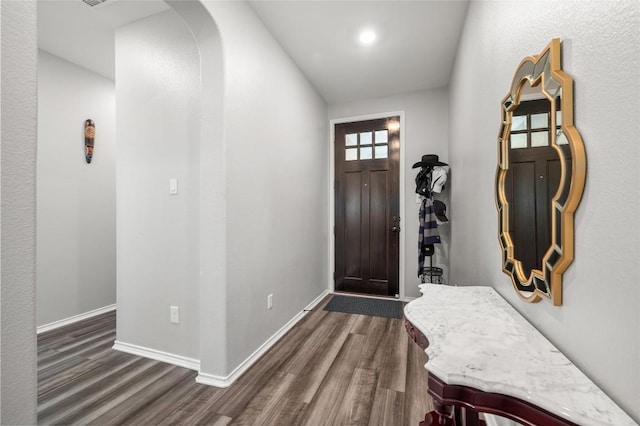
403 284 637 426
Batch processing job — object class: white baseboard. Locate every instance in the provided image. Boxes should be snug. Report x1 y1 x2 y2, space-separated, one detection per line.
113 340 200 371
196 289 330 388
195 371 232 388
37 304 116 334
112 290 329 388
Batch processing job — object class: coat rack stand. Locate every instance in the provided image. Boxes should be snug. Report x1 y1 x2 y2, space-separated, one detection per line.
421 258 443 284
420 166 444 284
414 154 448 285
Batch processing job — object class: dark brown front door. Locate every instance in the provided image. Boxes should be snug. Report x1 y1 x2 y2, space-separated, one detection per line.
334 116 400 297
506 99 563 277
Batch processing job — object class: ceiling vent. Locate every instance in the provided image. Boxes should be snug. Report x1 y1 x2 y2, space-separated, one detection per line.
82 0 110 7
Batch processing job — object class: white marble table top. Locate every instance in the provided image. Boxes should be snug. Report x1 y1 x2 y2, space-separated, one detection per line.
404 284 637 426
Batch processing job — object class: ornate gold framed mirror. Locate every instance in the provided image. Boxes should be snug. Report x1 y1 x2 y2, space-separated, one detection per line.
496 38 586 306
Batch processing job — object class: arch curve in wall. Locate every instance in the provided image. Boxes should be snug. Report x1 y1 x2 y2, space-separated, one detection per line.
165 1 228 381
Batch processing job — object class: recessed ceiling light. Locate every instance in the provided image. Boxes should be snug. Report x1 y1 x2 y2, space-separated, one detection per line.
359 29 377 46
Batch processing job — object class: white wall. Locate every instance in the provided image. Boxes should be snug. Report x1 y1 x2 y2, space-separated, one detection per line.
200 1 329 372
37 50 116 327
449 1 639 421
116 9 202 360
329 89 449 299
115 1 328 379
0 0 38 423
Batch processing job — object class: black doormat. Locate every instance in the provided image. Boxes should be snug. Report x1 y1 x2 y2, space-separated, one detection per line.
324 295 404 319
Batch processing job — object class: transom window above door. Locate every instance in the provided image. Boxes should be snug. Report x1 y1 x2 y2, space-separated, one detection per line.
345 130 389 161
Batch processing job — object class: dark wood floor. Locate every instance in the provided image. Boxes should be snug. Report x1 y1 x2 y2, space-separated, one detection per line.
37 295 433 425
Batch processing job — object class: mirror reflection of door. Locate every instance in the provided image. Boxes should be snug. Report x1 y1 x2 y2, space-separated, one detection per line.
505 98 563 278
334 117 400 297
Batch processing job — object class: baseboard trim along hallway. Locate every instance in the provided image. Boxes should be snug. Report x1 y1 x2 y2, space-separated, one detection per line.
37 304 117 334
111 290 331 388
112 340 201 372
195 289 330 387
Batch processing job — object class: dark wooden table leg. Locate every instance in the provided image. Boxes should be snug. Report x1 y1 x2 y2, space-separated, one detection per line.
456 406 485 426
419 401 455 425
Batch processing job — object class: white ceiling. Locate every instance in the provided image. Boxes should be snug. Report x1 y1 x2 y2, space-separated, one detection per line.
37 0 469 104
248 1 469 104
38 0 170 80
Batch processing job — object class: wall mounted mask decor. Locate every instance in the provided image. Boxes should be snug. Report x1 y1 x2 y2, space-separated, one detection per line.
496 38 586 306
84 119 95 164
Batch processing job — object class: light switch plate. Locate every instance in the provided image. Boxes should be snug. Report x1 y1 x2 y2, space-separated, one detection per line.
169 178 178 195
170 306 180 323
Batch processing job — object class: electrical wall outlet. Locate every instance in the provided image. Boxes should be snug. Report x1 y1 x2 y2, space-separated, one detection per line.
267 294 273 310
170 306 180 323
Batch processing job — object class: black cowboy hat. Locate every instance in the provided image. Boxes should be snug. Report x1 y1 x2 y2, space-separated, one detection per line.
412 154 448 169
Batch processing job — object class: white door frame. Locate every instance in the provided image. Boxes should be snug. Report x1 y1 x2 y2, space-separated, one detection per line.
328 111 406 300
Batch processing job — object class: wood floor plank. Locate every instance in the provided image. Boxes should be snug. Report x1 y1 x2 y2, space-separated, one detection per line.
280 311 347 375
192 411 233 426
37 311 115 345
37 353 92 384
37 332 116 370
334 367 378 425
38 357 159 424
231 370 297 425
118 370 203 425
295 295 332 330
356 315 391 370
38 351 138 405
53 362 178 425
300 333 366 426
47 327 115 354
285 312 357 403
404 334 434 425
155 384 225 426
368 387 406 426
376 318 409 392
349 313 371 335
256 397 308 426
211 325 312 419
88 366 196 425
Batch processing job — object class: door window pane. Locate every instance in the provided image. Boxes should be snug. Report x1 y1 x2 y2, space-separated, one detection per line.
346 133 358 146
511 116 527 131
345 147 357 161
360 146 372 160
556 111 562 127
375 130 388 144
531 131 549 147
360 131 373 145
375 145 388 159
510 133 527 149
531 113 548 129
